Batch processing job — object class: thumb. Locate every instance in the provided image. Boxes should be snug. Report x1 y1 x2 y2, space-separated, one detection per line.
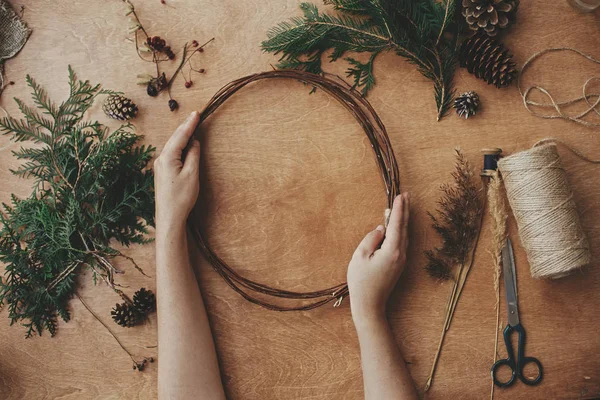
182 138 201 174
354 225 385 258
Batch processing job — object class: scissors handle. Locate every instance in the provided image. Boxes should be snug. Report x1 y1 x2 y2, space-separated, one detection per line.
491 324 543 387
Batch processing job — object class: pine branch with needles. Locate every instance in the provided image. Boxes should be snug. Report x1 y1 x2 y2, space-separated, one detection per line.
261 0 461 120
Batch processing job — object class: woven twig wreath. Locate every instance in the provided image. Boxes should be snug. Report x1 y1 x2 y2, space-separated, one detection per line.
188 70 400 311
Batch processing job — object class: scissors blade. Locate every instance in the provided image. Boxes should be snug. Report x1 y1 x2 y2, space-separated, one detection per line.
501 238 520 327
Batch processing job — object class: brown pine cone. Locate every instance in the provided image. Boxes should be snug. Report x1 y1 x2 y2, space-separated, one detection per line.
462 0 519 37
459 33 517 88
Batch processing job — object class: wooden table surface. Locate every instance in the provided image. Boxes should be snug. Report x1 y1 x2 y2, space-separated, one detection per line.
0 1 599 399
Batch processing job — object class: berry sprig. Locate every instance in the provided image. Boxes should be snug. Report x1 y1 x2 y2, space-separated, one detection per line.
124 0 214 111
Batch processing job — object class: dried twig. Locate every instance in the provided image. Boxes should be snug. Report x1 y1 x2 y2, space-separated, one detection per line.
487 170 507 399
187 70 401 311
77 294 153 371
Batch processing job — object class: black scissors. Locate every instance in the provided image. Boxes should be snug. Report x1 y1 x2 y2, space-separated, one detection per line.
491 238 543 387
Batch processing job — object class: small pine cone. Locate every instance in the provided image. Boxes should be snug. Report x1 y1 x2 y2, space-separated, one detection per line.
462 0 519 37
133 288 156 314
454 91 480 119
103 94 138 121
459 33 517 88
111 302 141 328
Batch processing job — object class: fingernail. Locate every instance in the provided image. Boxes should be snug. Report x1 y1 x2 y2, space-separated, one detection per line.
376 225 385 232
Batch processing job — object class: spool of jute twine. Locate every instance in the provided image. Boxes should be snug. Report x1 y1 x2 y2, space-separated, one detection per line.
498 143 592 279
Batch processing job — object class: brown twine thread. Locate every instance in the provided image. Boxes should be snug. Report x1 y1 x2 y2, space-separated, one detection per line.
517 48 600 127
187 70 400 311
497 141 599 279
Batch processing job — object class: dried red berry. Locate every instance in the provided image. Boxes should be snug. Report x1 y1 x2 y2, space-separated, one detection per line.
199 69 205 73
168 99 178 111
191 40 199 47
198 48 204 53
184 81 192 88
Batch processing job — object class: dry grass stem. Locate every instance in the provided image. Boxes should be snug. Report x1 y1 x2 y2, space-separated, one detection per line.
487 170 508 399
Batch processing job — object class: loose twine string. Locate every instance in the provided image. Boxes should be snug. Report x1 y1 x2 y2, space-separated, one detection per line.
187 70 400 311
518 48 600 127
497 139 600 279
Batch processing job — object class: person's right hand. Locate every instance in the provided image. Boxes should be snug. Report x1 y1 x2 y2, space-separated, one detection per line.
346 193 410 324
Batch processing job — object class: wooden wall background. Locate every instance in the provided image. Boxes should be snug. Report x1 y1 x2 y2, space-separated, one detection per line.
0 0 598 399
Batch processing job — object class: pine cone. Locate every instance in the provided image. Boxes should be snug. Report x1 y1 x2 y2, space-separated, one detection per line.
459 33 517 88
462 0 519 37
103 94 138 121
133 288 156 314
111 303 141 327
454 91 480 119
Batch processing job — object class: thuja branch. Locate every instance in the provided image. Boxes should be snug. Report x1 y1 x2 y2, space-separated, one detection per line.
0 67 155 339
261 1 458 120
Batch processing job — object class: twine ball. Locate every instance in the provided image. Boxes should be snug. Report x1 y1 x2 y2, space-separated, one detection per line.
498 144 591 279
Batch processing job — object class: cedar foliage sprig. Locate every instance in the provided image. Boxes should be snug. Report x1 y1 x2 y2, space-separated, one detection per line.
261 0 461 120
0 67 155 338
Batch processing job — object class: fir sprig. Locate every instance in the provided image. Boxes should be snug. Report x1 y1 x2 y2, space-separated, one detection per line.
261 0 460 120
0 67 155 338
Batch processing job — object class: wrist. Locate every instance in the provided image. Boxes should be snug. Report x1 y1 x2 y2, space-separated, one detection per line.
351 305 387 332
156 216 187 240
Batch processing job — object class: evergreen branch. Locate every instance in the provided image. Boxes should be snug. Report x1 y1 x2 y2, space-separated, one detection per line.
14 98 55 132
0 67 155 338
26 75 59 118
261 0 459 120
435 0 452 46
0 116 52 145
345 53 378 95
307 20 389 43
324 0 366 14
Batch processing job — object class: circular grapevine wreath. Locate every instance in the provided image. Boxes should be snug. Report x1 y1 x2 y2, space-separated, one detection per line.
188 70 400 311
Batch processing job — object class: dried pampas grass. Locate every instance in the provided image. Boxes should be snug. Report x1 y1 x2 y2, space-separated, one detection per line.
424 149 485 391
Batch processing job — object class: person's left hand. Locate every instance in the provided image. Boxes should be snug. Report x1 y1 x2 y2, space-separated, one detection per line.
154 111 201 229
346 193 410 324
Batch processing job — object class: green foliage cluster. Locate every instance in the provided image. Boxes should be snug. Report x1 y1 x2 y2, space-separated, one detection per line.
262 0 463 120
0 67 155 337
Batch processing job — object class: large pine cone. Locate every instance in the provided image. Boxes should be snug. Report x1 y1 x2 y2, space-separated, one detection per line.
111 302 141 328
462 0 519 37
459 33 517 88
